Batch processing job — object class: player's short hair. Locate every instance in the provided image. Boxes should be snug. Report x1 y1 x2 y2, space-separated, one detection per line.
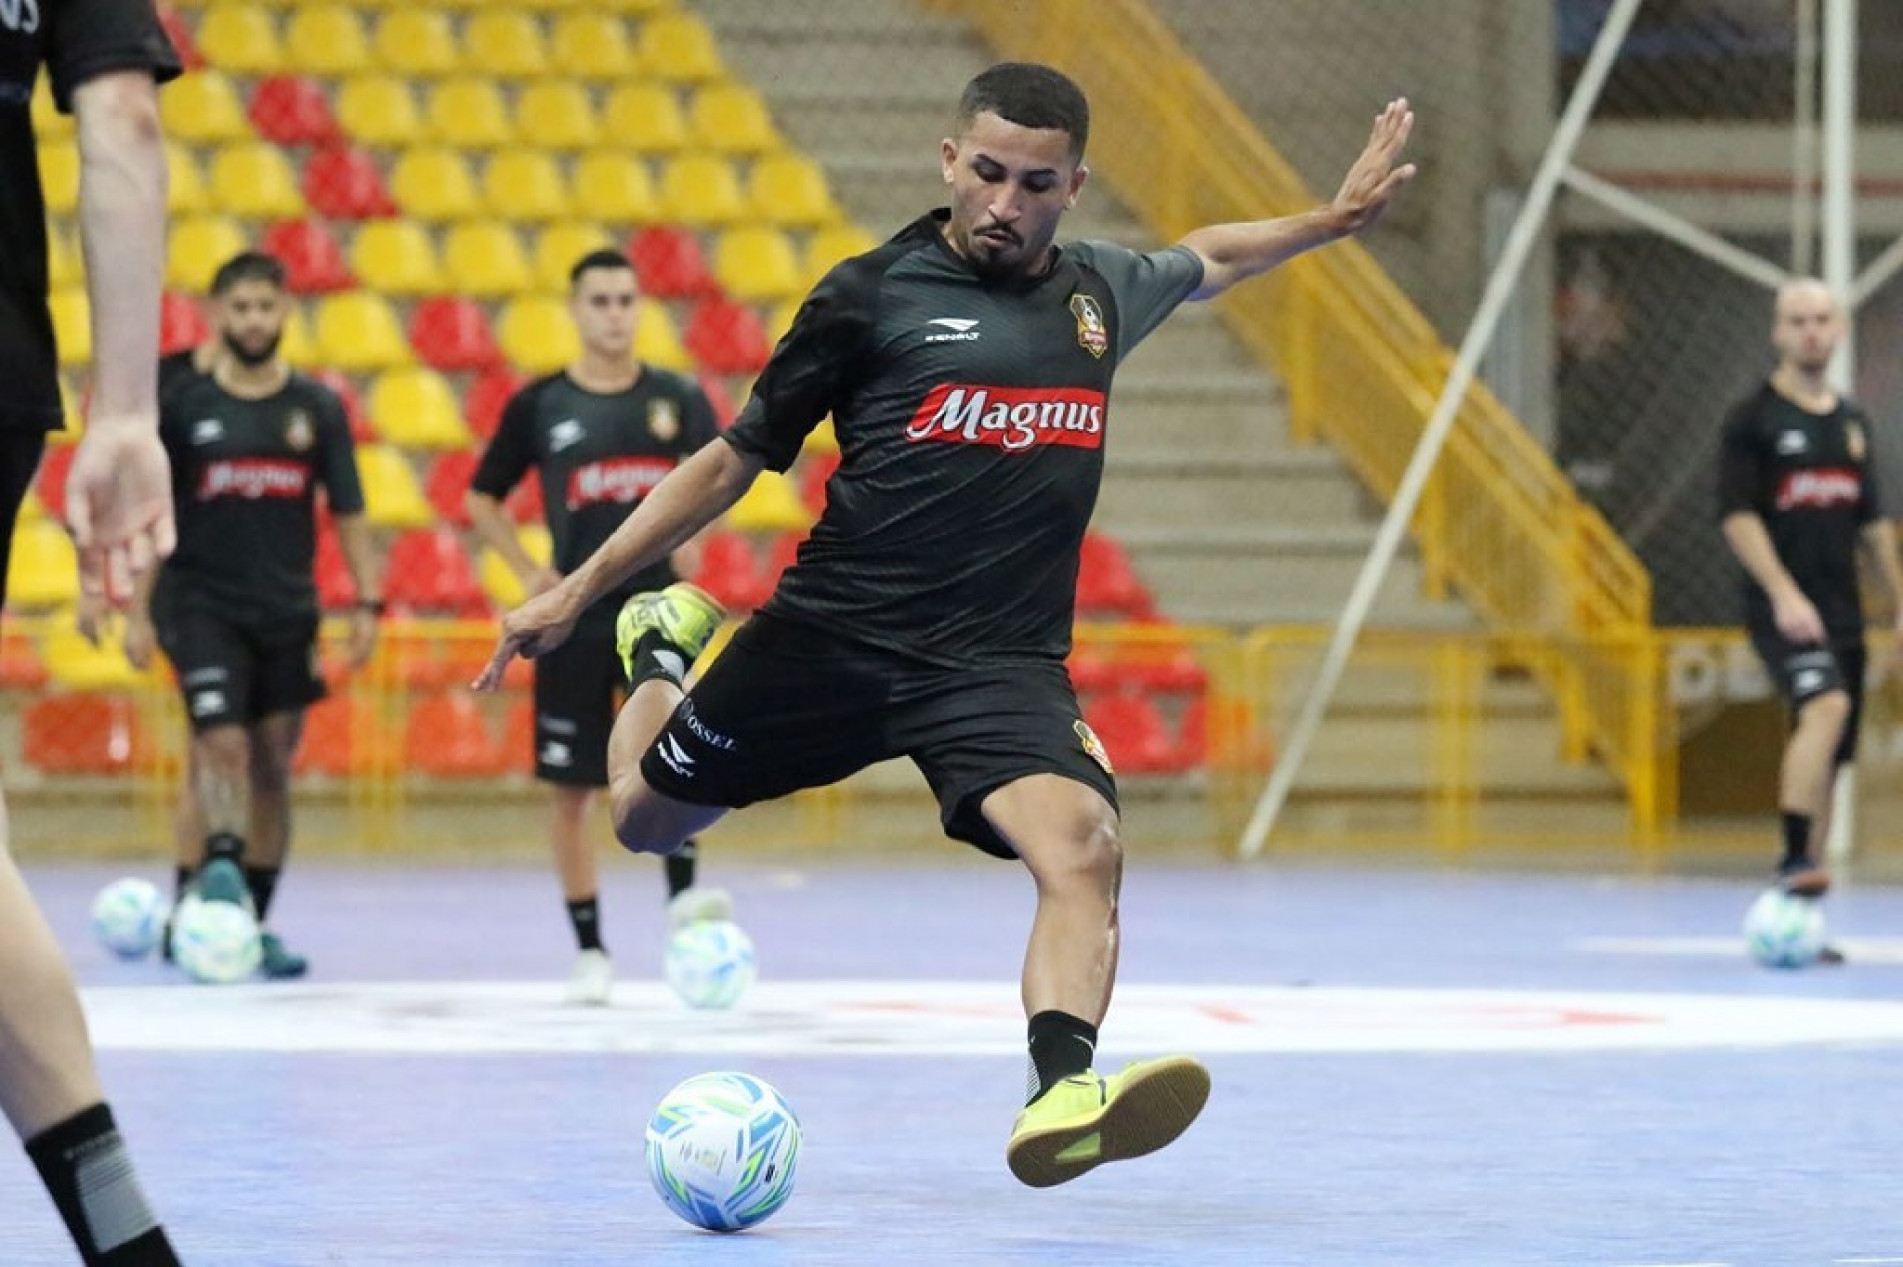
209 250 286 295
570 248 637 290
955 63 1090 161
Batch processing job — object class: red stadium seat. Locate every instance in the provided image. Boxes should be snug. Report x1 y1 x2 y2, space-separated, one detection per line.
24 694 144 775
160 290 209 355
628 225 715 299
247 76 341 146
797 450 838 515
34 442 76 519
314 519 356 609
696 371 736 428
464 366 526 441
691 531 765 610
502 695 535 775
295 693 400 777
1083 690 1186 774
1075 532 1153 618
759 531 803 595
304 367 373 443
683 296 770 375
155 6 205 71
261 219 355 294
0 628 47 687
406 692 509 778
301 146 397 220
385 528 489 616
408 296 500 372
423 450 479 527
506 474 543 525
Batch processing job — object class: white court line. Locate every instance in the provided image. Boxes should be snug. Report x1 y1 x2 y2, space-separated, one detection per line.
1577 936 1903 965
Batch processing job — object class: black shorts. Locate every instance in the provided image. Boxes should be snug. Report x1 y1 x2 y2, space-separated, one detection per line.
155 605 326 733
532 606 622 787
639 614 1119 859
0 429 47 609
1748 625 1867 765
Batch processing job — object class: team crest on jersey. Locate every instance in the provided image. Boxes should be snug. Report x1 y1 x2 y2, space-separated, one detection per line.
648 399 681 442
283 408 314 452
1074 718 1114 775
1070 294 1108 360
1847 420 1867 462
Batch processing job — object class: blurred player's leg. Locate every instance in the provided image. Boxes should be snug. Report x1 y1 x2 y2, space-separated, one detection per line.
188 723 255 912
247 710 307 978
551 784 612 1005
1776 687 1849 896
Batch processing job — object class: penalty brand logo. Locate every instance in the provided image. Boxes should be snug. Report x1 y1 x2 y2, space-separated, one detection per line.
198 459 309 501
904 384 1106 453
924 317 981 344
657 734 696 778
1775 467 1861 511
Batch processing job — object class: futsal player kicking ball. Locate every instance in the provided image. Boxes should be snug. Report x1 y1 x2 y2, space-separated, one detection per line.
480 63 1416 1186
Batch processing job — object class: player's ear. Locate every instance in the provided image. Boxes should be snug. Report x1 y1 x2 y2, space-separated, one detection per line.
940 137 958 184
1065 163 1089 210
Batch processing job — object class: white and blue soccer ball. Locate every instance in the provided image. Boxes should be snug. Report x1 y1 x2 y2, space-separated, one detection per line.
90 877 169 960
1743 888 1827 969
664 920 756 1009
646 1071 801 1232
170 894 262 984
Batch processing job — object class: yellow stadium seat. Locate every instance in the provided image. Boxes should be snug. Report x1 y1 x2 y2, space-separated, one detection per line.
463 10 549 77
348 220 445 295
367 368 472 450
167 142 208 215
31 78 71 141
601 83 688 154
750 153 841 229
479 525 550 610
549 12 637 79
497 295 580 372
167 216 248 291
158 70 250 142
335 76 426 148
802 418 839 456
285 6 372 76
196 5 285 74
314 293 413 371
767 296 802 344
726 471 814 534
278 305 319 369
637 12 724 82
354 444 435 529
389 147 482 221
660 154 746 226
690 82 779 155
208 143 305 219
48 289 89 367
483 150 570 222
425 78 514 149
802 223 879 285
46 226 81 290
516 81 601 151
42 625 152 690
633 297 690 371
373 11 461 76
442 221 535 297
6 521 79 609
530 222 613 292
713 225 803 303
571 152 657 224
36 142 77 214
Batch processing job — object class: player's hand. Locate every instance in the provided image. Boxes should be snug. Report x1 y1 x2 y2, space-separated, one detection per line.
65 418 176 607
1772 590 1826 645
525 565 563 598
75 591 108 647
123 612 156 670
346 608 378 671
473 585 578 692
1330 97 1417 235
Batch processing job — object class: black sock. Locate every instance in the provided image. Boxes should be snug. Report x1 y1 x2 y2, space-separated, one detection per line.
1780 811 1814 871
1026 1010 1099 1105
625 629 690 691
665 838 698 899
203 831 244 868
244 867 280 922
171 865 194 904
25 1103 178 1266
566 896 604 953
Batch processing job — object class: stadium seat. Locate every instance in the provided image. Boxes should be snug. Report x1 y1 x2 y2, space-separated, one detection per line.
35 142 77 214
160 291 210 355
766 296 803 344
29 78 72 141
758 530 803 593
0 628 47 689
355 444 435 529
496 296 580 372
478 524 551 608
294 693 384 777
442 221 534 298
549 11 637 79
196 5 284 74
313 292 412 371
385 528 488 616
209 143 306 219
691 531 766 610
6 520 80 608
601 83 688 155
335 76 426 148
154 6 205 71
33 444 75 520
530 222 613 292
372 11 461 76
314 517 357 607
307 367 375 443
796 448 839 514
408 295 501 370
637 13 725 82
516 82 602 151
660 154 747 226
158 70 249 142
1076 533 1154 617
464 366 528 440
697 371 736 427
389 147 482 221
261 219 355 293
750 153 842 230
406 692 509 777
712 225 803 302
683 296 770 375
463 10 549 78
277 304 319 369
23 694 143 775
483 150 571 223
1083 690 1186 774
367 367 471 450
423 450 480 525
726 471 813 534
47 290 88 367
690 83 780 155
283 6 372 76
802 223 879 284
507 474 544 525
163 142 207 215
248 75 342 146
627 224 714 298
41 626 149 691
426 78 514 149
572 152 657 224
302 145 399 219
634 298 692 372
348 220 445 295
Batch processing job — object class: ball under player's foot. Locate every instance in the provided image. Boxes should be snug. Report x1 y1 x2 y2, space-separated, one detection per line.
566 948 613 1006
666 885 734 933
1005 1055 1212 1189
257 930 309 980
614 582 726 683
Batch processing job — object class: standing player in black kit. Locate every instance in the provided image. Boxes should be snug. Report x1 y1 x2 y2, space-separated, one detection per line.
467 248 725 1006
479 63 1416 1186
1719 277 1903 931
3 0 183 1260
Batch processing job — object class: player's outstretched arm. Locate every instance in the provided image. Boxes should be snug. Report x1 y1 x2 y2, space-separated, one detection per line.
474 439 764 690
1181 97 1416 301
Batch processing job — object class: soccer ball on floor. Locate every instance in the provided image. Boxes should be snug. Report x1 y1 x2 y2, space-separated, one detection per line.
170 894 262 984
1742 888 1827 969
646 1072 801 1232
664 920 756 1009
90 877 169 960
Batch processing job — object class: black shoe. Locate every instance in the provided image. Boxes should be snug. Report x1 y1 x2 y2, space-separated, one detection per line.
1816 944 1847 966
1778 860 1831 897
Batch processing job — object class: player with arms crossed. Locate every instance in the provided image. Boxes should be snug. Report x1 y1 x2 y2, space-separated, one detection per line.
479 62 1415 1186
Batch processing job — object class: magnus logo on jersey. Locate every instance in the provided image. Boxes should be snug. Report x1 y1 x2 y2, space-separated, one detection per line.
198 458 311 501
566 456 675 509
1775 467 1861 511
905 384 1106 453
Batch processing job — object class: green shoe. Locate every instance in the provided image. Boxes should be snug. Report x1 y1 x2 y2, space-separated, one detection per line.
257 931 309 980
192 857 255 915
1006 1055 1212 1188
615 582 726 685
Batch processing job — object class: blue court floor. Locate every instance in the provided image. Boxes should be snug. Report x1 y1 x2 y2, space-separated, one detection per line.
8 854 1903 1266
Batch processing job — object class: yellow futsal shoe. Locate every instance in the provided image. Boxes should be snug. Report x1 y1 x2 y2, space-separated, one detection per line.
1006 1055 1212 1188
615 582 726 684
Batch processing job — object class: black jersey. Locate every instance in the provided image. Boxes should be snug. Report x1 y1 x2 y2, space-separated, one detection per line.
471 367 719 606
724 210 1203 667
158 346 203 403
2 0 178 430
154 370 364 629
1718 380 1883 637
